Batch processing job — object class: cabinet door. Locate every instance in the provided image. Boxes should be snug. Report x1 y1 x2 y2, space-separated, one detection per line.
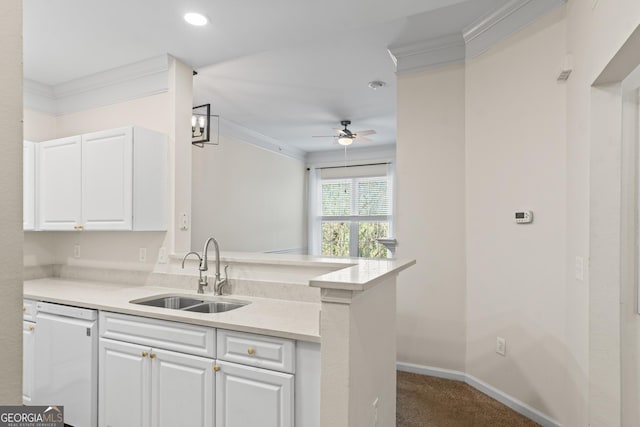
150 349 214 427
99 338 151 427
82 128 133 230
37 136 81 230
23 141 36 230
216 361 293 427
22 321 35 404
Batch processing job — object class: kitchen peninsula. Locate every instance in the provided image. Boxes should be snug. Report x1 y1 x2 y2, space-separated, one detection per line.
24 254 415 427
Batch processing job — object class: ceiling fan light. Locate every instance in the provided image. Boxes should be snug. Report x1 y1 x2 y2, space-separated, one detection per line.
338 136 353 146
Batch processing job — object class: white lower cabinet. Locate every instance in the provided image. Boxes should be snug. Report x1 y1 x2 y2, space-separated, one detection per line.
99 339 149 427
215 360 293 427
151 348 215 427
98 312 318 427
99 338 214 427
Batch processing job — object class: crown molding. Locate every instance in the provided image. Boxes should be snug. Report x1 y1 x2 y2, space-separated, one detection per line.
23 79 57 115
387 0 566 75
463 0 567 59
24 54 172 116
305 144 396 166
219 117 306 161
387 33 465 75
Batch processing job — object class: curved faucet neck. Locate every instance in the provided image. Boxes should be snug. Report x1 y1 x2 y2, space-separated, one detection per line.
201 237 220 277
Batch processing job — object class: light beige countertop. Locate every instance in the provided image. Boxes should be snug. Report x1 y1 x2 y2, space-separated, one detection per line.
24 278 321 343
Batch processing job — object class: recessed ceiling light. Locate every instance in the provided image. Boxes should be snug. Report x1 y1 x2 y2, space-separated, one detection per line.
184 12 208 26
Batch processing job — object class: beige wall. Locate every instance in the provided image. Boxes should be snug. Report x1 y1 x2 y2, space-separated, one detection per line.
396 64 467 371
191 134 306 253
0 0 23 404
23 109 55 142
465 8 568 422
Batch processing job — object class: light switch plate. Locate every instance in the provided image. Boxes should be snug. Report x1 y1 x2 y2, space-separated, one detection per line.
575 256 584 281
496 337 506 356
139 248 147 263
179 212 189 230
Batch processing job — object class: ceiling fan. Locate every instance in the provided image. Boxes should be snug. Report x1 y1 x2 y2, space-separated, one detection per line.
312 120 376 146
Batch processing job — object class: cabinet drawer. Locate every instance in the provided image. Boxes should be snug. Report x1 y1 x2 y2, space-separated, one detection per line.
100 312 215 358
217 329 295 374
23 299 37 322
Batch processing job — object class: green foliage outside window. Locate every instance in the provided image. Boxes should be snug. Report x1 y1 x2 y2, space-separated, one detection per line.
321 222 350 257
358 222 388 258
321 221 389 258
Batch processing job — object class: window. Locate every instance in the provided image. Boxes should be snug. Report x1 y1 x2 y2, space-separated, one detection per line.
309 163 393 258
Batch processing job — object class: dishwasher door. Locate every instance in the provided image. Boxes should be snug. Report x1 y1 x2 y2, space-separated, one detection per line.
34 303 98 427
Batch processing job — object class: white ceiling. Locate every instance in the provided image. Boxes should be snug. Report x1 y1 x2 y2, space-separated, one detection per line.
23 0 508 154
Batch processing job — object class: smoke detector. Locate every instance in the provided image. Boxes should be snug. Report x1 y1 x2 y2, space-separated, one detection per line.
368 80 387 90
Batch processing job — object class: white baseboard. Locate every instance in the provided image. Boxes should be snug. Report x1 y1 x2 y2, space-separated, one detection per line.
396 361 562 427
397 362 466 382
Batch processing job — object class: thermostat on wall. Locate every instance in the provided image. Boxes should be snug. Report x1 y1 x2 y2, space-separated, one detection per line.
514 210 533 224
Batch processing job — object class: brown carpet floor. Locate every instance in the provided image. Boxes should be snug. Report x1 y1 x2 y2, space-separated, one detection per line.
397 371 540 427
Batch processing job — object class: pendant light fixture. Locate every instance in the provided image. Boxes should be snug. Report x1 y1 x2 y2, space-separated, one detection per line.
192 104 219 147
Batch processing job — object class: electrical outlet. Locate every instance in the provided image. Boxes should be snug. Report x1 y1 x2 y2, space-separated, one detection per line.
372 397 379 427
73 245 80 259
496 337 506 356
139 248 147 263
158 247 167 264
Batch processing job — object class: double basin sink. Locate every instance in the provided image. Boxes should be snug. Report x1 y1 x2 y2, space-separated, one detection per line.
130 295 249 313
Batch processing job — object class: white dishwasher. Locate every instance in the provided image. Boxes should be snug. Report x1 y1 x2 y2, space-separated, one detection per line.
33 302 98 427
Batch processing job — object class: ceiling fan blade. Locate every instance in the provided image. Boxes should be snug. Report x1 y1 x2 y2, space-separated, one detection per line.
312 135 338 138
354 136 372 143
333 128 348 135
354 130 376 136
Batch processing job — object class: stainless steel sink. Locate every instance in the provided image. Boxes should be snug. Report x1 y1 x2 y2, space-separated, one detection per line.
183 301 246 313
130 295 249 313
134 295 206 309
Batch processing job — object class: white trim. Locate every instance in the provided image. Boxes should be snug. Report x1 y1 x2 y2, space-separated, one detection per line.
306 144 395 166
397 362 466 382
219 117 306 161
462 0 567 59
386 0 566 75
53 55 171 99
23 55 172 116
465 374 562 427
387 33 465 75
23 79 57 115
396 361 563 427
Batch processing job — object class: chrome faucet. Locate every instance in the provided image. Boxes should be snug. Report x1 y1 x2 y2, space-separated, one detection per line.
181 237 228 295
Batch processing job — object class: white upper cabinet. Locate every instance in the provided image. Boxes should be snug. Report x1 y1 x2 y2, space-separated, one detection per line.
81 128 134 230
23 141 37 230
37 136 82 230
36 126 167 231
